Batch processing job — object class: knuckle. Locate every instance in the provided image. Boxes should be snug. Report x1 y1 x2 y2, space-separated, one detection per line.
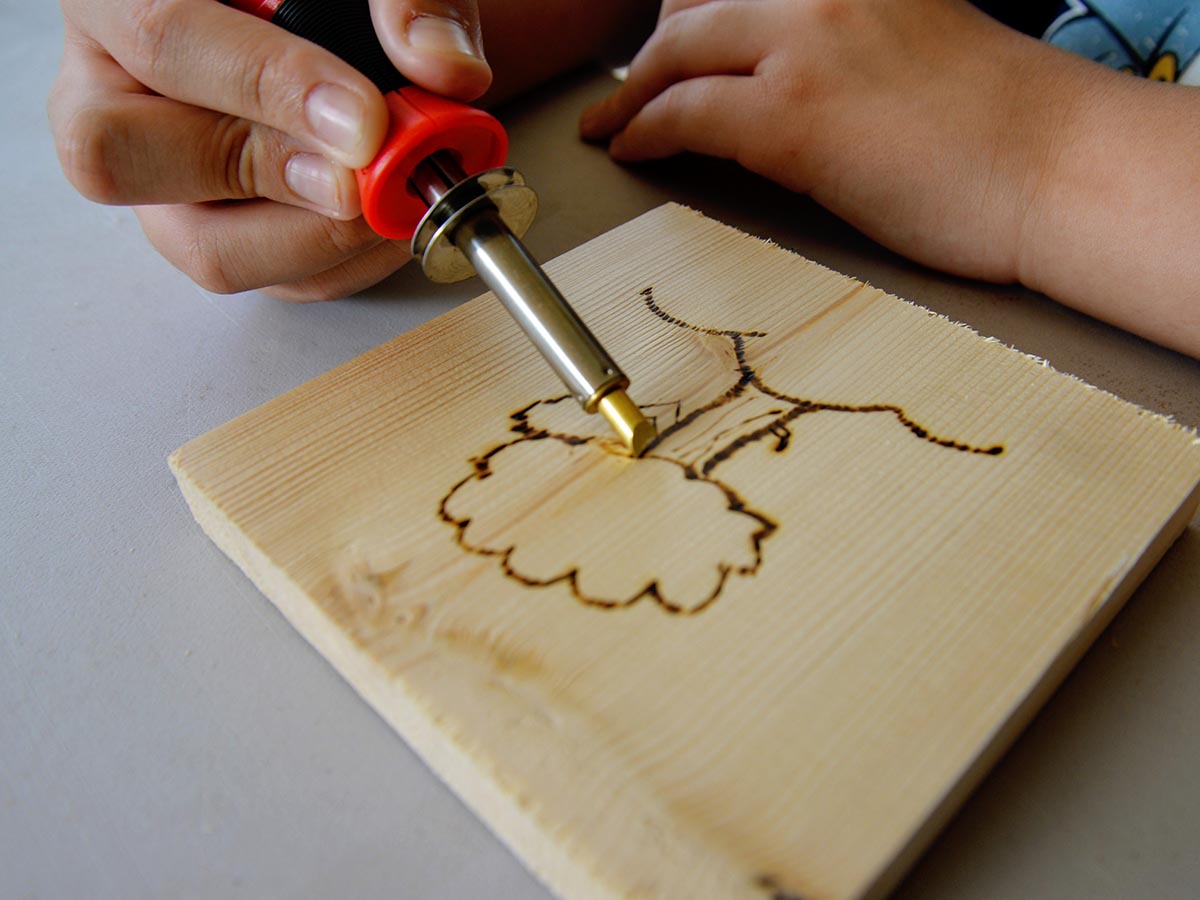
128 0 179 81
211 115 258 199
192 259 240 295
137 206 244 294
760 53 815 106
806 0 869 41
658 1 724 44
237 48 271 119
52 103 124 205
651 8 689 52
182 228 241 294
193 262 240 295
235 39 303 122
692 1 737 31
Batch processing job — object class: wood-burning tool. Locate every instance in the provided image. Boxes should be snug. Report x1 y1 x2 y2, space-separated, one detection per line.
225 0 657 456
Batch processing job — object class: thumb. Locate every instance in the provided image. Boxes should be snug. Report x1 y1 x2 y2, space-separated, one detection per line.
370 0 492 101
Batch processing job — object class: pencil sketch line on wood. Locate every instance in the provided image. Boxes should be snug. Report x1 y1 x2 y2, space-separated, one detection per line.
438 286 1006 614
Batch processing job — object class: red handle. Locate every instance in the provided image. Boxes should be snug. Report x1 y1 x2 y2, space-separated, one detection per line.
224 0 282 16
362 87 505 239
223 0 508 240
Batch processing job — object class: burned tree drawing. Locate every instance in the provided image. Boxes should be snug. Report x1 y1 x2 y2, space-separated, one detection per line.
440 287 1004 614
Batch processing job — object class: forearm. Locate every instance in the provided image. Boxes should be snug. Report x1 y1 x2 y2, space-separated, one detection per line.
574 0 1200 359
1017 52 1200 356
477 0 657 105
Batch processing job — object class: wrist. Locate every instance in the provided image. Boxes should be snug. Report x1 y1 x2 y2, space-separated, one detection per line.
1010 46 1110 298
1008 55 1200 354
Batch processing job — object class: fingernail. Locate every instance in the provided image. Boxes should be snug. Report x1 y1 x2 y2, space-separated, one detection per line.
305 83 367 159
407 15 482 59
285 153 344 216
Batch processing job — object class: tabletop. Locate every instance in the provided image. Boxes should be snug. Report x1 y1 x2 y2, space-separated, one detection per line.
4 6 1199 899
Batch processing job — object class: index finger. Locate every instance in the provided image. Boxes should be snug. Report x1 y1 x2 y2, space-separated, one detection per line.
580 1 762 141
68 0 388 168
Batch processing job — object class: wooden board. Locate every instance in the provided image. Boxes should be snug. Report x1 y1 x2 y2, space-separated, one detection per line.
170 203 1200 900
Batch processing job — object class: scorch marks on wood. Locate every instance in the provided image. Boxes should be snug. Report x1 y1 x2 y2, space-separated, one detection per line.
170 203 1200 900
439 286 1005 614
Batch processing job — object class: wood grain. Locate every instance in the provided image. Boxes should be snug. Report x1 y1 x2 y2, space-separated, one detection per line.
171 203 1200 900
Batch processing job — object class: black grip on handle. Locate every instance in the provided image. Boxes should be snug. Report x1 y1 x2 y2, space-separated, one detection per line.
272 0 410 93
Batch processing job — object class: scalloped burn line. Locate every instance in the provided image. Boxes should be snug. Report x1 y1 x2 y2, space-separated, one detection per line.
436 286 1004 614
438 405 776 616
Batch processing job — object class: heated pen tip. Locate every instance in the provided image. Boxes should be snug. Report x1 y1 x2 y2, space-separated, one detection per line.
597 389 657 457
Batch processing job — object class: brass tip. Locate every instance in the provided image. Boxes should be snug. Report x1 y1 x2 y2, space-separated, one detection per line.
597 389 657 457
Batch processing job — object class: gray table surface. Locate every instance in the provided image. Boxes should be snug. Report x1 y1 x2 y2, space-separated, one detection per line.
5 6 1199 899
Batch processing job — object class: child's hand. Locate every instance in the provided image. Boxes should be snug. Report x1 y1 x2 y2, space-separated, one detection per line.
48 0 490 300
581 0 1051 284
582 0 1200 358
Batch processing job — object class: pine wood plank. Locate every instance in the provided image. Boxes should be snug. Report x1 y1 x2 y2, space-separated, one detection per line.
171 203 1200 900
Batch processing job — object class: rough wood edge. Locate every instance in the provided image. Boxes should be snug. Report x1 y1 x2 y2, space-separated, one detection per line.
167 203 1200 900
168 449 762 900
865 482 1200 899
